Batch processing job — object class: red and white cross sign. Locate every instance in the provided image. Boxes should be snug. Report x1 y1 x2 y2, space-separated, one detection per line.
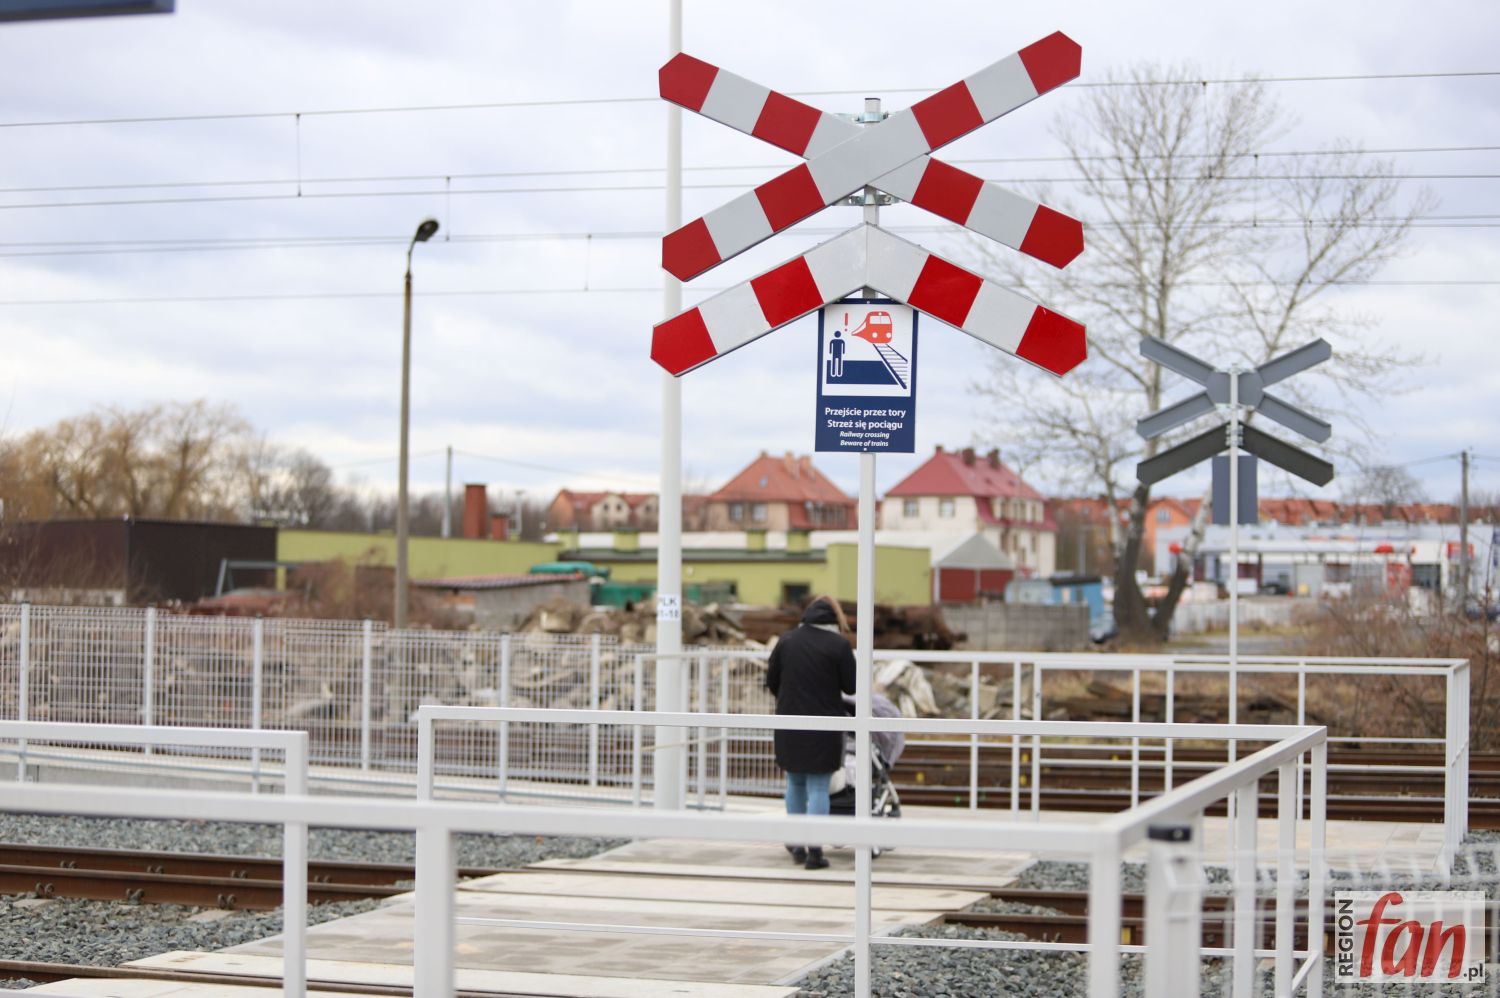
659 33 1084 281
650 32 1087 379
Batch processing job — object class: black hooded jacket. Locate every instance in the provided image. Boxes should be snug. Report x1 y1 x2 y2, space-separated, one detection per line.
765 600 857 773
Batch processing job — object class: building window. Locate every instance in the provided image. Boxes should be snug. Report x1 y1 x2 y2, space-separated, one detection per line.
939 498 955 518
751 503 767 523
1157 509 1170 524
729 503 744 522
902 499 918 517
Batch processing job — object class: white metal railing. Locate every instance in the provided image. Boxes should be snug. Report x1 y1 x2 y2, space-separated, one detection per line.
0 720 309 996
0 604 1471 866
415 704 1326 998
0 714 1326 998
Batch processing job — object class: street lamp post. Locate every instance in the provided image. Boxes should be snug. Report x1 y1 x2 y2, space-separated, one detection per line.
395 217 440 629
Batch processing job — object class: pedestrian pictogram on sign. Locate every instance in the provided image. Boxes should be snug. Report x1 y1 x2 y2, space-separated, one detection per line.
817 299 918 453
649 33 1088 380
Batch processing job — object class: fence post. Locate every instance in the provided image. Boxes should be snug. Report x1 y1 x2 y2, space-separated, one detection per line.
1232 781 1259 998
1010 660 1021 814
1086 840 1122 998
695 654 707 810
282 731 309 998
1307 741 1327 998
417 709 434 801
588 634 601 788
360 619 373 771
969 659 979 811
16 604 29 783
413 823 455 997
498 634 510 802
631 654 643 808
251 617 264 794
718 656 729 809
1030 665 1043 818
1144 824 1202 998
1164 665 1175 795
1275 760 1297 995
1130 668 1141 808
142 608 156 747
1442 663 1470 873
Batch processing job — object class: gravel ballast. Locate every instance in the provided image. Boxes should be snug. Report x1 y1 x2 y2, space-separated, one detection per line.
0 813 627 868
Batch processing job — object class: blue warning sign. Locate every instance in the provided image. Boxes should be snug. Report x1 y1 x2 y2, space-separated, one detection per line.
815 299 918 453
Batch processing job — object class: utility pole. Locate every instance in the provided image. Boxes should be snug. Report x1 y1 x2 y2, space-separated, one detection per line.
1460 448 1471 609
441 446 453 539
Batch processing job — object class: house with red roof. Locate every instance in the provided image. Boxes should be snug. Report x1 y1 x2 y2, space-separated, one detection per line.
546 489 660 532
704 452 856 531
882 446 1057 576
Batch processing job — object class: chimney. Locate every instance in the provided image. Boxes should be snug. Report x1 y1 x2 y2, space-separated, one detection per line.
784 451 797 477
935 444 944 454
987 449 1000 469
462 484 489 539
799 455 812 476
490 513 509 541
961 447 976 466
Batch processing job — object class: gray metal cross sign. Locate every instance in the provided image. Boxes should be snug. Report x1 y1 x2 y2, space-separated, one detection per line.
1134 337 1335 487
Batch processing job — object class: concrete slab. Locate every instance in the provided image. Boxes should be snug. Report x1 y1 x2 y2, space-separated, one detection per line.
458 869 986 911
537 837 1030 889
128 952 799 997
223 886 948 986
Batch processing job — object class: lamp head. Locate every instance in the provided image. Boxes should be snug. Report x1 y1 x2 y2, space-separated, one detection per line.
414 218 440 243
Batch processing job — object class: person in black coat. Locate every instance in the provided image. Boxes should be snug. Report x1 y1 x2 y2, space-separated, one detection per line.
766 595 856 870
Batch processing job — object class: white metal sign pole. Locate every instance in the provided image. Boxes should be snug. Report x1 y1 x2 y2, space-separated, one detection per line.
654 0 686 811
1227 368 1240 765
853 96 880 998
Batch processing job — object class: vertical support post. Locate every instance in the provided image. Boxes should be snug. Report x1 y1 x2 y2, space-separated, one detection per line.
1307 741 1327 998
653 0 686 814
1232 780 1258 998
498 634 510 802
142 608 156 752
1145 825 1202 998
360 619 373 771
718 656 729 809
16 605 28 782
414 823 455 998
417 709 434 801
282 732 309 998
1130 668 1141 807
588 634 601 788
1459 447 1470 606
853 447 876 998
1030 666 1043 818
695 654 708 810
1010 660 1021 815
632 654 644 808
1227 373 1240 767
969 659 979 811
1087 841 1122 998
1164 665 1175 794
1275 761 1296 995
251 617 264 793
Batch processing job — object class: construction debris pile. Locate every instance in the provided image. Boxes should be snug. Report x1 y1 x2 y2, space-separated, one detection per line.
737 603 964 649
515 599 755 646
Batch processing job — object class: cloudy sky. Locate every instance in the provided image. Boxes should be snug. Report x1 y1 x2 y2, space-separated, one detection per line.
0 1 1495 508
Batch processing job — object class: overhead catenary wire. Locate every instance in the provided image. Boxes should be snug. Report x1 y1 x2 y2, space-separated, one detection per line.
0 68 1496 130
454 449 657 489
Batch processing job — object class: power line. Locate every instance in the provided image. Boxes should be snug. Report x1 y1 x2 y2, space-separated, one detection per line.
1 172 1488 214
1 69 1496 130
1 143 1493 200
455 449 656 489
3 278 1497 308
8 214 1500 260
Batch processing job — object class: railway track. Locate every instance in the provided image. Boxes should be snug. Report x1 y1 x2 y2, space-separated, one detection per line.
889 743 1500 826
0 958 539 996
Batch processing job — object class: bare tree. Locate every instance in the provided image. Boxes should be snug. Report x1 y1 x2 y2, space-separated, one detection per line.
971 65 1430 642
1344 464 1428 519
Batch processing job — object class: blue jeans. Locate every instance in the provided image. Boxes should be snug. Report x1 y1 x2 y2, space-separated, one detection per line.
784 770 832 818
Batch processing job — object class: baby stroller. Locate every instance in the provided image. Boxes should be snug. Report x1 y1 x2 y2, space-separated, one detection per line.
827 692 903 825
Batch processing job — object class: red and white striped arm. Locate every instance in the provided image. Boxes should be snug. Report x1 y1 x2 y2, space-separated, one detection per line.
658 32 1082 282
650 225 1086 378
865 226 1086 376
